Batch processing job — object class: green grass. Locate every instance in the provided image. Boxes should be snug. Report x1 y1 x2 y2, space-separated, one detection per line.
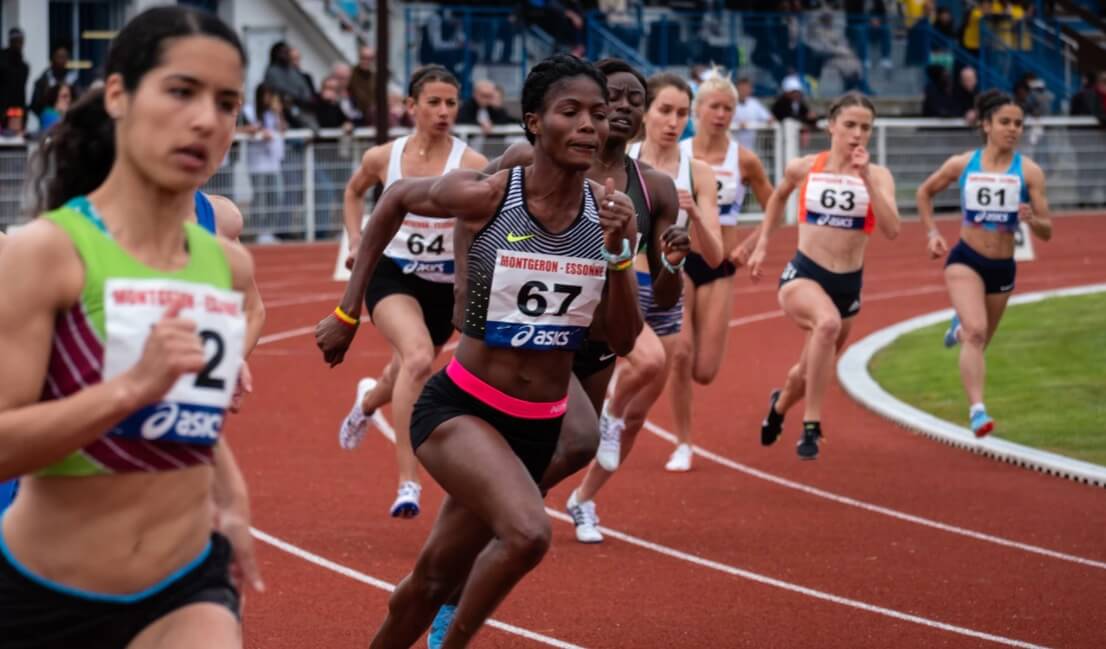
869 292 1106 466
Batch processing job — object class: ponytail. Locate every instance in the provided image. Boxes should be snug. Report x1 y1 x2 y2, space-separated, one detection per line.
29 88 114 215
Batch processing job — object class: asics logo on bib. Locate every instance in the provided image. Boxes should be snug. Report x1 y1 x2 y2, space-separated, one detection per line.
126 402 222 445
506 232 535 243
402 260 450 275
509 325 571 348
816 214 855 228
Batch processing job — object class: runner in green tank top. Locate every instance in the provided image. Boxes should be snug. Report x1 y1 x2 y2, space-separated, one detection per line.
0 8 259 648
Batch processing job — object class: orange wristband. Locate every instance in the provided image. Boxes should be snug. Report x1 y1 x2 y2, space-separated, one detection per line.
333 305 359 328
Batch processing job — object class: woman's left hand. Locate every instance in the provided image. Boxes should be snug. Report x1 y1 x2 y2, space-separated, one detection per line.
216 508 265 594
660 224 691 265
597 178 635 253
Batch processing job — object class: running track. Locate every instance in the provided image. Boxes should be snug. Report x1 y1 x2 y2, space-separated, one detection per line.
236 215 1106 648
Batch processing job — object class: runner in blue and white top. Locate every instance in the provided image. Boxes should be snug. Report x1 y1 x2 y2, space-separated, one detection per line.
336 64 487 519
917 89 1053 437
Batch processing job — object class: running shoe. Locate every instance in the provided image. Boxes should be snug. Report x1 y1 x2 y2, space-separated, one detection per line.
943 314 961 348
970 410 994 438
665 443 693 472
566 489 603 543
797 422 822 460
761 388 784 446
339 377 377 449
427 604 456 649
389 480 422 518
594 402 624 472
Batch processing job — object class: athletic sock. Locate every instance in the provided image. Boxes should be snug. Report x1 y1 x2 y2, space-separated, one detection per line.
969 402 986 418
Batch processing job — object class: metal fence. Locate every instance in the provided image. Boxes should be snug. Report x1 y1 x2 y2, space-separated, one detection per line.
2 117 1102 239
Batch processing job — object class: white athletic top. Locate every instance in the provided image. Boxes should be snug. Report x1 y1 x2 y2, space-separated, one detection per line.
380 135 467 283
628 141 691 227
680 138 744 226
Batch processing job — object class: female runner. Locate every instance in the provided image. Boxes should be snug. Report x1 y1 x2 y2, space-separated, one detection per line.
749 92 900 459
916 89 1052 436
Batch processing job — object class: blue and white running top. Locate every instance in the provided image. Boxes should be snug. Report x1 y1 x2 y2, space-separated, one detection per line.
381 135 467 283
959 148 1028 233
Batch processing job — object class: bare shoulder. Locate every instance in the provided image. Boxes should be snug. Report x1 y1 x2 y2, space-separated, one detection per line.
499 140 536 170
0 218 83 304
870 163 895 185
1020 155 1045 182
361 141 393 171
689 157 714 179
785 154 818 181
205 194 245 240
460 147 489 170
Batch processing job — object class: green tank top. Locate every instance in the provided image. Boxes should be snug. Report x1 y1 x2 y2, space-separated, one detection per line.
37 197 244 476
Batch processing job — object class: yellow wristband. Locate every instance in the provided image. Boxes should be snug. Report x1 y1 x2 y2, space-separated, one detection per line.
333 305 359 327
610 258 633 272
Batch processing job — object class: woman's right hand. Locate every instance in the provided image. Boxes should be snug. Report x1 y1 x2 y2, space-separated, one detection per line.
124 300 205 406
315 313 358 367
927 231 949 259
748 241 769 282
345 235 360 270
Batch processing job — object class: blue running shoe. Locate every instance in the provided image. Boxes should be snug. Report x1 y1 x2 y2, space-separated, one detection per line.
970 410 994 438
428 604 456 649
943 314 961 348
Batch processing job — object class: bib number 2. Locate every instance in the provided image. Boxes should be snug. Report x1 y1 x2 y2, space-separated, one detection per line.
194 330 227 391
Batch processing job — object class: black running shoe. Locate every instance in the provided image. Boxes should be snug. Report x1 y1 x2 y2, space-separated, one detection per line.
797 421 822 460
761 389 784 446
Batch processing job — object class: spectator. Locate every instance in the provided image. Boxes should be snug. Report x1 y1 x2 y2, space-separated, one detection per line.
317 75 354 130
241 84 287 236
263 41 317 129
845 0 892 69
771 75 818 129
419 8 472 75
523 1 586 56
0 28 28 133
921 65 961 117
750 0 797 83
1071 70 1106 125
803 8 866 92
349 46 376 124
329 62 362 124
457 79 516 134
952 65 979 123
731 75 773 149
387 82 414 129
37 82 73 132
1014 73 1052 118
289 47 317 101
30 44 80 120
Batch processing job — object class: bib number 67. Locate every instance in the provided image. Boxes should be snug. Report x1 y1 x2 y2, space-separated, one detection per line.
517 281 582 317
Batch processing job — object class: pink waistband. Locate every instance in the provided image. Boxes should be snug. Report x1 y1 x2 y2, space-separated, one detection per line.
446 358 568 420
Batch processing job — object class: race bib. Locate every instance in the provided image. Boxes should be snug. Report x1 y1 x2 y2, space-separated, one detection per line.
804 173 869 230
382 215 455 283
963 172 1021 229
102 278 246 446
484 251 606 351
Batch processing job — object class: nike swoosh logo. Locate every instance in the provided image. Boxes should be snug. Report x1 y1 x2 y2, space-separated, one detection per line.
506 232 535 243
599 353 617 361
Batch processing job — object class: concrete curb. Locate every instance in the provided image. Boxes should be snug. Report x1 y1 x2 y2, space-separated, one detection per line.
837 283 1106 488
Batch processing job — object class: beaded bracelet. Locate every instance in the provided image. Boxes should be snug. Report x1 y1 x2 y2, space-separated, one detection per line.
610 257 634 272
599 238 633 265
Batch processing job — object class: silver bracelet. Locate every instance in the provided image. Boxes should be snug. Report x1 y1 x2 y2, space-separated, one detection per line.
662 255 686 274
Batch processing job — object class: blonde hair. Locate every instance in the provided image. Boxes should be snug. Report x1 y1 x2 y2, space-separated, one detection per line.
693 66 738 114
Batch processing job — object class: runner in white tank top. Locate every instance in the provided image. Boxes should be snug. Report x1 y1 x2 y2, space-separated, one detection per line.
335 65 488 518
663 70 777 470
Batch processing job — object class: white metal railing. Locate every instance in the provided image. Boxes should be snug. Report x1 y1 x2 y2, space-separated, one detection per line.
2 117 1103 238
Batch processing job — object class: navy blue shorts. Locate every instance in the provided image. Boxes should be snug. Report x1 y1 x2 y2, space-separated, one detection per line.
946 239 1016 294
683 252 737 287
0 532 239 649
365 258 456 346
779 251 864 319
572 339 617 380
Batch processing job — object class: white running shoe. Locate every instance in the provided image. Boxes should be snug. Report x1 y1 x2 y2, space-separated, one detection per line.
594 403 625 472
566 489 603 544
339 378 378 450
390 480 422 518
665 443 693 472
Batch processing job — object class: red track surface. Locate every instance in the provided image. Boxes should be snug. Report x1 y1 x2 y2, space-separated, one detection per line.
236 215 1106 648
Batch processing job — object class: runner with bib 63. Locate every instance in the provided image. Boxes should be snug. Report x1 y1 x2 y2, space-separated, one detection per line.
915 89 1053 437
748 92 900 460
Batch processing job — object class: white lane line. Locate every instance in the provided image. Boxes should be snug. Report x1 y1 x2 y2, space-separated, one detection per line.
264 293 344 309
642 422 1106 571
542 509 1048 649
369 413 1047 648
250 528 587 649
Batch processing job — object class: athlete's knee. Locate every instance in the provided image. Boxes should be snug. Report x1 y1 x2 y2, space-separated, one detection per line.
668 336 693 371
786 362 806 388
812 314 842 344
499 512 552 570
399 346 436 383
960 321 987 348
692 353 723 385
559 425 598 476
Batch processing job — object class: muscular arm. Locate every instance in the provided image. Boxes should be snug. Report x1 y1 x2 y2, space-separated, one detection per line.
481 140 535 175
1022 158 1053 241
642 169 683 309
0 223 142 479
733 148 776 262
916 153 967 234
689 160 723 267
343 144 389 252
757 156 809 245
208 194 265 354
598 185 644 356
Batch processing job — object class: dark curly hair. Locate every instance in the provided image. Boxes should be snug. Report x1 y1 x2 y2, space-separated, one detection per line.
975 89 1021 142
28 6 246 215
407 64 460 99
595 58 647 97
520 54 608 144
